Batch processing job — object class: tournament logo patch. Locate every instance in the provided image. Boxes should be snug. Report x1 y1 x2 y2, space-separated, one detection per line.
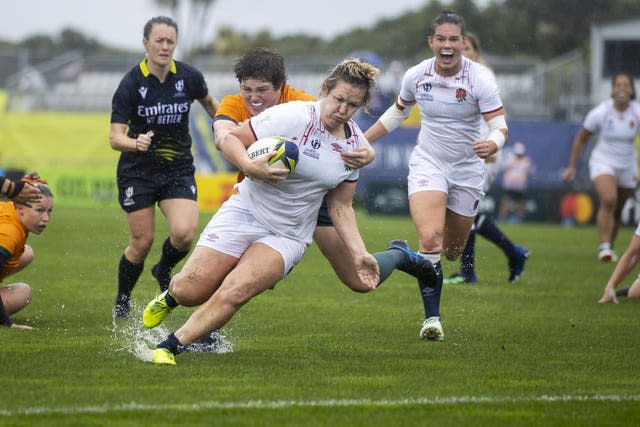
303 148 320 159
456 88 467 103
303 139 321 159
123 186 135 206
174 79 185 97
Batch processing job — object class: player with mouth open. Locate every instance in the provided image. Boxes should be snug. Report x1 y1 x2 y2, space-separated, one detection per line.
364 9 509 341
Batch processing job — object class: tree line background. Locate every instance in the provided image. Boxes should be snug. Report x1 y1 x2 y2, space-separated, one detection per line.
2 0 640 64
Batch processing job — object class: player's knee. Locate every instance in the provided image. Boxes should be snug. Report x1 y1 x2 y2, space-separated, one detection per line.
217 286 251 308
6 284 32 314
169 273 210 306
21 284 32 306
599 194 617 210
417 232 441 255
169 274 194 305
170 229 196 251
217 282 254 308
129 236 154 259
20 245 35 268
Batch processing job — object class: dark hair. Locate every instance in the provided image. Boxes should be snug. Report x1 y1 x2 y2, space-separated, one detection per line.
612 72 636 100
143 16 178 40
429 9 465 37
465 32 481 53
233 47 287 90
321 58 379 111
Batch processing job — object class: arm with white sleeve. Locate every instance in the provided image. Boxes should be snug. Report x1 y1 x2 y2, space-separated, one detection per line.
363 97 414 144
472 109 508 159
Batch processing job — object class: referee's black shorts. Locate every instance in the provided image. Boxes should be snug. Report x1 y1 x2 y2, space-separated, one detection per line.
117 160 197 212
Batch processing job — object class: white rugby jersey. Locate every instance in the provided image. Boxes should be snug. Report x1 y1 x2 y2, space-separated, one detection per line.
584 99 640 165
236 100 361 245
399 57 503 172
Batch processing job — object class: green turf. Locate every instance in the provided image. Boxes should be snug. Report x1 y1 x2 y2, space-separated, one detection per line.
1 204 639 426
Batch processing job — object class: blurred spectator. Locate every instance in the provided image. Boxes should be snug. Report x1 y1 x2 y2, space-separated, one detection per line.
499 141 534 223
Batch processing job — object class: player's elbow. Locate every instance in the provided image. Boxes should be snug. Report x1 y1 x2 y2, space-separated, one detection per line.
108 133 121 151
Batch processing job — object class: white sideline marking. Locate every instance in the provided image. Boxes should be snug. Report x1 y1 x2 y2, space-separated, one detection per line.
1 395 639 416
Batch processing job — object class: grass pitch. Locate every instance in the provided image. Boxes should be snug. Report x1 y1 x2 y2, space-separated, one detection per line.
1 204 639 426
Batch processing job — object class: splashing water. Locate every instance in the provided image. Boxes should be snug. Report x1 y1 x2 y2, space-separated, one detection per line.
110 300 234 362
185 330 234 354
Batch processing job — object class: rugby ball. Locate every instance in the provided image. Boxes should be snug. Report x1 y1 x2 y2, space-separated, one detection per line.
247 136 299 175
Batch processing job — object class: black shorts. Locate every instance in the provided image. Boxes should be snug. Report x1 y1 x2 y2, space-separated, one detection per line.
117 159 197 212
316 195 334 227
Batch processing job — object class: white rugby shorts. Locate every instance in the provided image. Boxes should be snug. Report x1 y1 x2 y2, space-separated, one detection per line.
407 146 485 217
196 195 307 279
589 153 637 189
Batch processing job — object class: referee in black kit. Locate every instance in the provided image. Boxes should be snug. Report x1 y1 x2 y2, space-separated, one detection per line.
109 16 219 317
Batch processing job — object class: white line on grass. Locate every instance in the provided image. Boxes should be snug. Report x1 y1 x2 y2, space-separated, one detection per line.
1 394 639 416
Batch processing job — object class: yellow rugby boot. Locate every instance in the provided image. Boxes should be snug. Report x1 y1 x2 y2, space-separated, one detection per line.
153 348 176 365
143 291 174 329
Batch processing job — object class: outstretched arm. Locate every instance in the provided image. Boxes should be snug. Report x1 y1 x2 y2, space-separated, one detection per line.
599 234 640 303
326 182 379 288
363 96 414 144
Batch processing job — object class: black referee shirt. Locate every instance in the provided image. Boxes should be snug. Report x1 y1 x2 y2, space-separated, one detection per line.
111 59 209 163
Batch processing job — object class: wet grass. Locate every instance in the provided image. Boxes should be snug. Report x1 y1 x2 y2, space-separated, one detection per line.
1 205 639 426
